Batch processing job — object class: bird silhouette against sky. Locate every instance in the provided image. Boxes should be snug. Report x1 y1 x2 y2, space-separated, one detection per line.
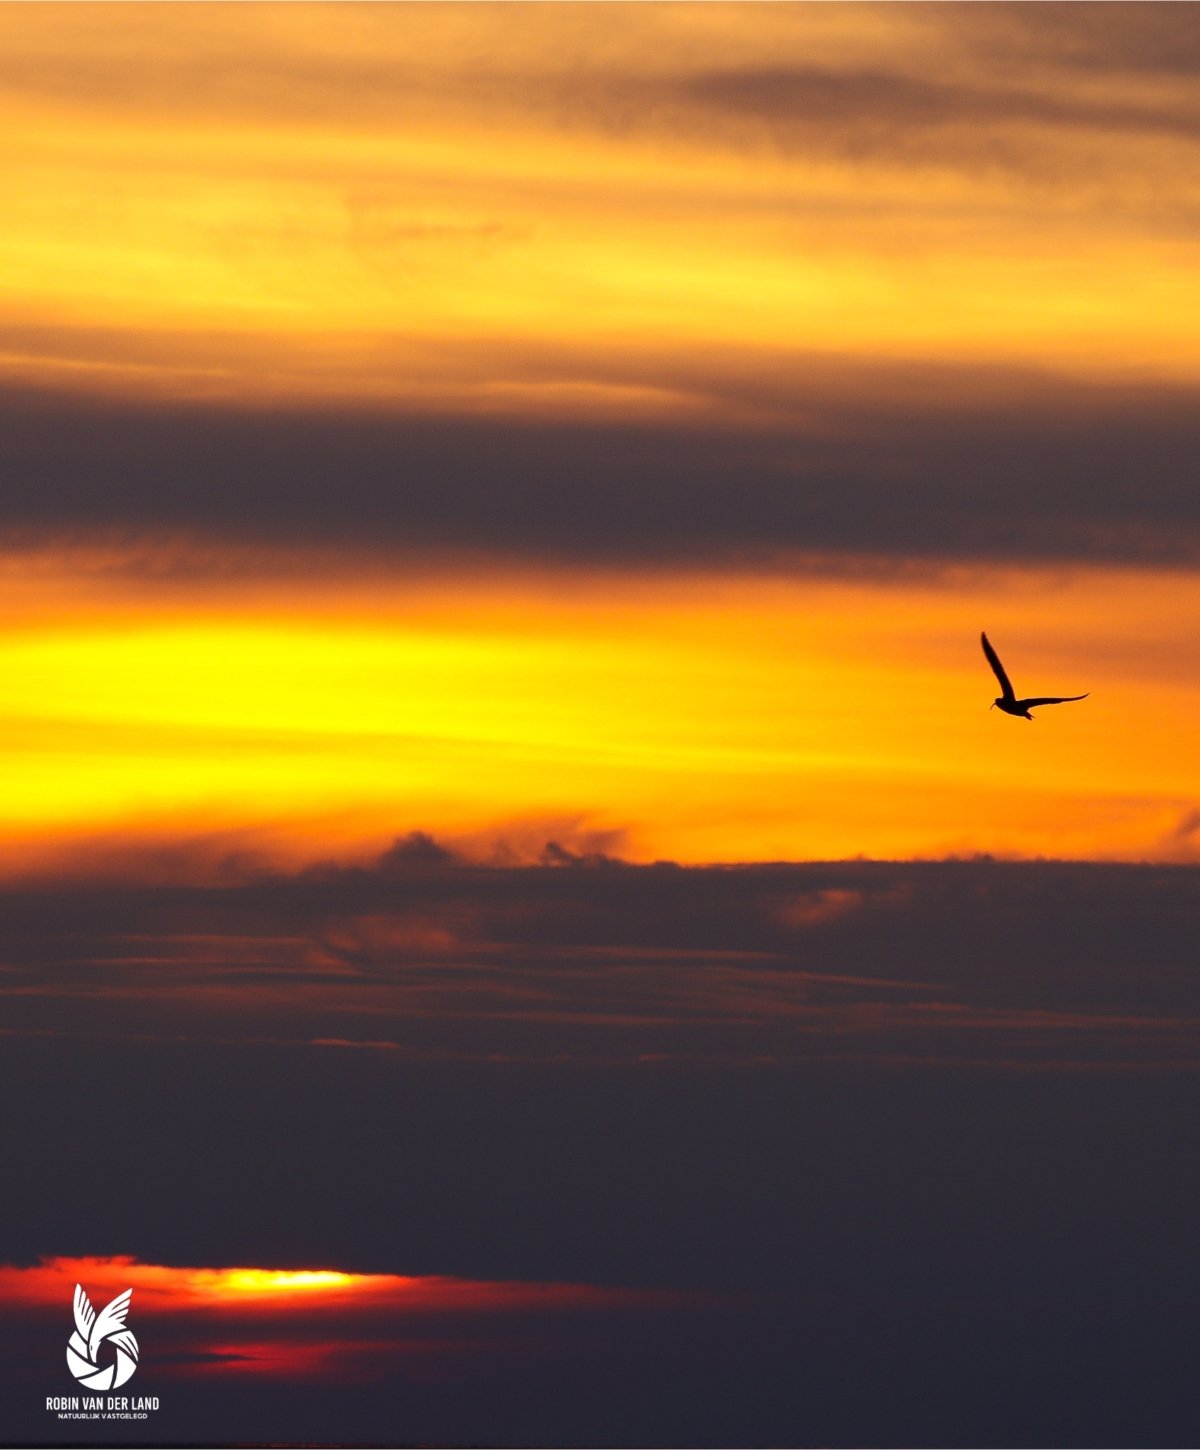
981 632 1089 720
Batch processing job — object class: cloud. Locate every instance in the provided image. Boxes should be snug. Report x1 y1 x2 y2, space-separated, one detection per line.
4 847 1199 1063
374 830 457 870
6 5 1200 165
1157 805 1200 862
672 61 1200 165
953 4 1200 80
4 849 1199 1445
4 372 1200 569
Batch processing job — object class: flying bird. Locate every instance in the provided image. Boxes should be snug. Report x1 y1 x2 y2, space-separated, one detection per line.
980 632 1089 720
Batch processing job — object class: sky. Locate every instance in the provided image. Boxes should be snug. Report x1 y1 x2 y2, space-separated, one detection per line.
2 1 1200 868
3 4 1200 1447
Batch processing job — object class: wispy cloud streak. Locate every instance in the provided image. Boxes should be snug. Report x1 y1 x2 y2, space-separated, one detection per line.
3 851 1198 1069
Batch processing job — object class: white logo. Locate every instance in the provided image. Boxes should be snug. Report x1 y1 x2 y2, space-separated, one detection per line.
67 1283 139 1390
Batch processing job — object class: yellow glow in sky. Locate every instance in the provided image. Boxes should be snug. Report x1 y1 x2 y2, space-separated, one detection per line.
211 1270 362 1297
0 557 1197 870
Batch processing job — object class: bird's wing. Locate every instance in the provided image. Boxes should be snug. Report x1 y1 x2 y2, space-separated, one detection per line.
89 1288 133 1359
980 632 1015 700
109 1329 139 1362
73 1284 96 1342
1022 694 1089 708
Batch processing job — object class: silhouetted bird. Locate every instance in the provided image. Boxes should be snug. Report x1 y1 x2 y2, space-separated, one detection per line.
981 632 1089 720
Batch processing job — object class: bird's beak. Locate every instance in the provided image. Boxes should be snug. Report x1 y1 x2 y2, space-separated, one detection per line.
989 702 995 710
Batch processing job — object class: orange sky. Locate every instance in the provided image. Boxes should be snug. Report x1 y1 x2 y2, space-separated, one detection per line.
5 4 1200 411
0 4 1198 869
0 549 1194 869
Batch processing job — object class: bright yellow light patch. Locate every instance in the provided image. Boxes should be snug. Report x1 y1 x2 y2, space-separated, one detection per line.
217 1270 359 1296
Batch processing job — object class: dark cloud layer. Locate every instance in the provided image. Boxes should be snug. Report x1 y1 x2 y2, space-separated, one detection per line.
3 848 1199 1054
961 3 1200 80
4 852 1200 1443
4 373 1200 569
677 61 1200 159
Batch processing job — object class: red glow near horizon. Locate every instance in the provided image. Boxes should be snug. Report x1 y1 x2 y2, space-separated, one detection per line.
0 1256 693 1382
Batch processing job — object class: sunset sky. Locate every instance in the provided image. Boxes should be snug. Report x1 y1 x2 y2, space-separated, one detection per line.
2 1 1200 869
4 6 1200 1448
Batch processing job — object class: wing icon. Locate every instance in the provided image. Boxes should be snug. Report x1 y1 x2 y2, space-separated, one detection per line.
73 1283 96 1343
89 1288 133 1364
109 1329 139 1363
